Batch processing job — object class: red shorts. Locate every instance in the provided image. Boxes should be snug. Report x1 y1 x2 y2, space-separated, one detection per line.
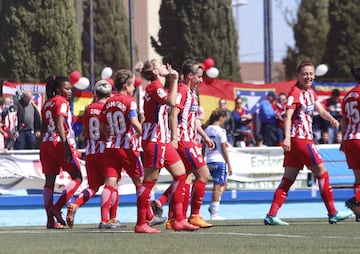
177 141 206 171
343 140 360 169
85 153 105 190
40 142 81 175
283 138 323 169
103 148 143 179
142 141 181 169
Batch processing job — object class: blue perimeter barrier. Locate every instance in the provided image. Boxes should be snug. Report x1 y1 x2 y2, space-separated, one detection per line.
0 188 354 208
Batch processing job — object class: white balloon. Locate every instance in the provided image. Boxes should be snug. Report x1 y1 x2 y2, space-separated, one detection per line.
315 64 328 76
74 77 90 90
101 67 113 79
206 67 219 78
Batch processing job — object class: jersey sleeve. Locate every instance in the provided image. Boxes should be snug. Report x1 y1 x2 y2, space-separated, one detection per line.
175 84 187 110
149 81 168 104
56 100 69 118
219 128 227 144
286 87 300 110
128 97 138 118
312 88 318 103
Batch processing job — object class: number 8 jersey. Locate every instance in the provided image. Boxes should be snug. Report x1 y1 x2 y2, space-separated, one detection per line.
342 85 360 140
82 100 107 155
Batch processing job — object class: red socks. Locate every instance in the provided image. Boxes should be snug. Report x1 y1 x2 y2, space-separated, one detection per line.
74 188 96 207
109 188 119 221
137 180 156 225
268 177 294 217
53 178 81 211
318 171 336 216
354 184 360 201
172 174 186 221
190 180 204 216
101 185 117 223
43 185 54 223
158 185 171 206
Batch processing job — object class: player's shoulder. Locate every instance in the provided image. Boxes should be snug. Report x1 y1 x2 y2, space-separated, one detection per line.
89 100 105 109
53 95 67 103
288 84 301 95
344 85 360 101
178 83 188 92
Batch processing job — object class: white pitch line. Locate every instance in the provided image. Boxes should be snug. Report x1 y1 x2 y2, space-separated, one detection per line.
173 231 308 238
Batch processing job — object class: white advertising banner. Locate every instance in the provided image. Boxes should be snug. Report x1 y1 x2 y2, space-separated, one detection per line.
0 147 312 194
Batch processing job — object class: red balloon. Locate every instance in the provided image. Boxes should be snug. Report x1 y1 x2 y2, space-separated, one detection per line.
69 71 81 85
134 77 142 87
105 78 114 88
203 58 215 71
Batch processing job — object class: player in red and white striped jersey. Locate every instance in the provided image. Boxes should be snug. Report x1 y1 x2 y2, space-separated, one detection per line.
264 61 352 226
40 76 82 229
65 79 112 228
341 67 360 219
135 59 199 233
286 85 317 140
155 59 214 228
97 70 144 229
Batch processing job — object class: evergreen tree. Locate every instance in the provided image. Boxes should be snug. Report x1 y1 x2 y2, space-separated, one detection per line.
0 0 81 81
282 0 329 80
81 0 131 82
151 0 241 81
323 0 360 80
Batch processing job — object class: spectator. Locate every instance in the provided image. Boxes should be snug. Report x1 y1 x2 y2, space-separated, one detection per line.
0 116 5 152
273 92 287 146
255 134 267 147
320 131 329 144
232 97 254 147
14 91 41 149
2 105 18 150
217 98 235 145
259 91 278 146
1 96 13 119
323 89 342 144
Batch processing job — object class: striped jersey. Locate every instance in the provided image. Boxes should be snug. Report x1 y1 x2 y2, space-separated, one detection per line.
82 100 107 155
286 85 318 140
3 111 18 134
142 80 170 143
204 125 227 163
41 95 71 143
175 83 198 142
342 84 360 140
100 94 139 150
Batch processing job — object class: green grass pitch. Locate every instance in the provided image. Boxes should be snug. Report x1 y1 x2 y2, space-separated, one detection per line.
0 218 359 254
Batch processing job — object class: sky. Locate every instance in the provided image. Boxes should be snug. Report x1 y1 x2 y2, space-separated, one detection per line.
232 0 300 62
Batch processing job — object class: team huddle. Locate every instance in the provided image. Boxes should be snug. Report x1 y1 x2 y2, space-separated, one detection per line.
40 59 226 233
39 59 360 232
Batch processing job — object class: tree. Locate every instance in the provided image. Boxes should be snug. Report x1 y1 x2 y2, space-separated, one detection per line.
151 0 241 81
81 0 131 82
0 0 81 81
323 0 360 80
281 0 329 80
